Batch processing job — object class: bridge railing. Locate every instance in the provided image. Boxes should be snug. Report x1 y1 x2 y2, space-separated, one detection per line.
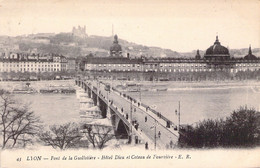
109 83 176 128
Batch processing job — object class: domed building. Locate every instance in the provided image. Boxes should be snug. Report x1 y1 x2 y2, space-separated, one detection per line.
244 45 257 60
204 36 230 60
110 34 122 57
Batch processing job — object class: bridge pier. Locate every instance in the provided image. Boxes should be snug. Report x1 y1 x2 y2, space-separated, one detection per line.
107 104 111 119
88 89 92 98
96 94 100 106
84 83 87 92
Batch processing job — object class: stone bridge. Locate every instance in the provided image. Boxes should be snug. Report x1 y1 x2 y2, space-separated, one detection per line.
76 79 179 149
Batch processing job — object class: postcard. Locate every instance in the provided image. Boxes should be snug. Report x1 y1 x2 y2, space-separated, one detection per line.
0 0 260 167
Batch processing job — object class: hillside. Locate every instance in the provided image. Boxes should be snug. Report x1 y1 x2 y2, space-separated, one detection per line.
0 33 259 58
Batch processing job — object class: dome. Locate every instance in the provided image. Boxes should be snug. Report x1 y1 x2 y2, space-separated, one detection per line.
244 45 257 60
110 34 122 57
204 36 230 59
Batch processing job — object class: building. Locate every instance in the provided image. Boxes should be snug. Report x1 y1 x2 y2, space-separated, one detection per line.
85 35 143 72
204 36 230 60
83 35 260 76
244 45 257 60
72 25 87 38
0 53 67 73
66 57 76 71
85 56 143 72
110 35 122 57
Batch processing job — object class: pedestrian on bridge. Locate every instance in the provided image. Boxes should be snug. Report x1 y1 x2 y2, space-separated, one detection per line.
135 123 139 130
145 142 148 150
158 131 161 138
145 116 147 122
170 140 173 148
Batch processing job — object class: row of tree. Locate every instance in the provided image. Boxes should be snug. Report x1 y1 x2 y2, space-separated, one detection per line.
179 106 260 148
0 90 114 150
0 71 77 81
81 70 260 81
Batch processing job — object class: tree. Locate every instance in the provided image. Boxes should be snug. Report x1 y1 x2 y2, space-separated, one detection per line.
179 106 260 148
224 106 260 147
82 124 114 149
0 90 42 149
39 122 82 150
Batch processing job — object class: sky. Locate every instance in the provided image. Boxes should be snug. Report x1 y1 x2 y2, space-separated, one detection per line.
0 0 259 52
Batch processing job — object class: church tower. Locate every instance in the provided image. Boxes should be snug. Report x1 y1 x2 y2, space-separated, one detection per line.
110 34 122 57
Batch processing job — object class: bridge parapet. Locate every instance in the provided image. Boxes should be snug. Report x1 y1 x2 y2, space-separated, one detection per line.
76 79 179 149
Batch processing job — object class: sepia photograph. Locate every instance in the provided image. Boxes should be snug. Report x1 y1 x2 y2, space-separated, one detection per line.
0 0 260 167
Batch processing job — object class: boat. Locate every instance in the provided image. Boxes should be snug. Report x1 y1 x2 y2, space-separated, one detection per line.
156 88 167 91
251 86 260 93
150 105 157 109
60 88 76 94
159 78 169 81
40 89 57 93
12 88 36 94
127 88 139 92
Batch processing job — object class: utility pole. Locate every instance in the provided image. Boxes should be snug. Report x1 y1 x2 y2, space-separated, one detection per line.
129 97 133 144
154 119 157 150
178 101 181 131
139 84 141 102
112 24 114 38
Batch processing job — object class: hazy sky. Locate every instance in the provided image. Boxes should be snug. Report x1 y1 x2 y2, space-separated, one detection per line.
0 0 259 52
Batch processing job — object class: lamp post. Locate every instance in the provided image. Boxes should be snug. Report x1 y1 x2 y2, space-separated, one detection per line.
154 118 157 150
129 97 133 144
139 84 141 102
178 101 180 132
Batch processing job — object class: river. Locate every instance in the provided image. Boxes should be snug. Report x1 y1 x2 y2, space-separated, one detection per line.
128 84 260 125
2 80 260 126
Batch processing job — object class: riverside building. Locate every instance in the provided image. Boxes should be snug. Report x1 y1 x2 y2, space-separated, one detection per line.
0 53 67 73
84 35 260 75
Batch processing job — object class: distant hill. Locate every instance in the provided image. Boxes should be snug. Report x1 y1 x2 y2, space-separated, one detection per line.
0 33 259 58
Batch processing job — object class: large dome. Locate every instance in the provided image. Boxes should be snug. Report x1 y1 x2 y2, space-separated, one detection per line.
110 34 122 57
204 36 230 59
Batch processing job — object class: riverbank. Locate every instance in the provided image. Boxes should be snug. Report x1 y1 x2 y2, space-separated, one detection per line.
106 80 260 92
0 80 76 93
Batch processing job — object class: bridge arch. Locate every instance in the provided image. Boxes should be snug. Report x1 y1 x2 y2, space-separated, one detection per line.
99 98 107 118
115 119 129 139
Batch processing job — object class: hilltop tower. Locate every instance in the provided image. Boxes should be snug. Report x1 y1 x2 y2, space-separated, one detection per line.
72 25 87 38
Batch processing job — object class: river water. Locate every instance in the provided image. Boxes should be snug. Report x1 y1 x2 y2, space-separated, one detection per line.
128 84 260 125
14 94 81 126
4 81 260 126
